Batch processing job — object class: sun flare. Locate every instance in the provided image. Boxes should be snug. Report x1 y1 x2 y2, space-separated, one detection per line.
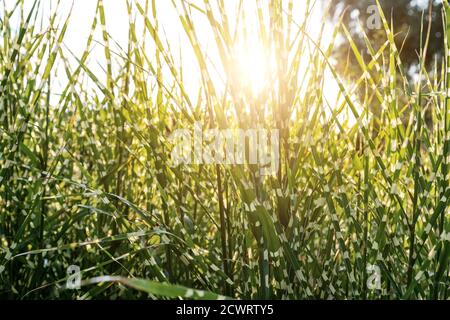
3 0 448 302
236 43 275 97
231 41 276 98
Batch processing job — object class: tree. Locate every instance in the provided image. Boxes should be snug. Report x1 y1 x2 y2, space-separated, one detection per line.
328 0 443 77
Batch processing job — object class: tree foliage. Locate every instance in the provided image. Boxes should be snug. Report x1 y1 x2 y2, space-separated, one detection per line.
329 0 443 76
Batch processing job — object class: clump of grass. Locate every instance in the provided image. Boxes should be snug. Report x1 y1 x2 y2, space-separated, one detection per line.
0 0 449 300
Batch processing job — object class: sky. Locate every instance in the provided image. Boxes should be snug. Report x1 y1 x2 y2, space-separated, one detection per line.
3 0 347 123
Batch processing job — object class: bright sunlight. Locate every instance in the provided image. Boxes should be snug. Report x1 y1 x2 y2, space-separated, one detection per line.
1 0 448 305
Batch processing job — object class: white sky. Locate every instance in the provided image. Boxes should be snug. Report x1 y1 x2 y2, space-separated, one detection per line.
3 0 348 123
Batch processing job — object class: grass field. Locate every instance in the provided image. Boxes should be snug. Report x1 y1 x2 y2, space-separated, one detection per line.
0 0 449 299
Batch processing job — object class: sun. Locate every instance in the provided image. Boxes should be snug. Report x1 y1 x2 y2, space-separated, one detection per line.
230 40 276 99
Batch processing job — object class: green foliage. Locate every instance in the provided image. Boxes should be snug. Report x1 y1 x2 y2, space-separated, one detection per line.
0 0 449 300
329 0 444 75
